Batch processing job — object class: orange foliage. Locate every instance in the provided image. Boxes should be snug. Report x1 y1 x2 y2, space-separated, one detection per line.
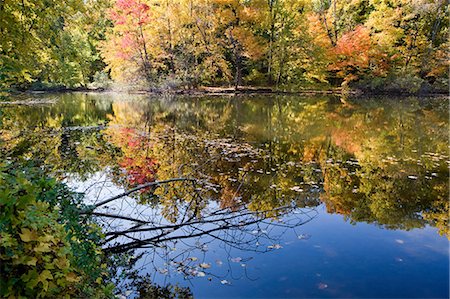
329 25 371 83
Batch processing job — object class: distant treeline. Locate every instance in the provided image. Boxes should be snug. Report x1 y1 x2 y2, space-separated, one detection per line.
0 0 448 92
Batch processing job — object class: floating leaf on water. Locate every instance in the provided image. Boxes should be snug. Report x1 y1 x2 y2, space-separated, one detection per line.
395 239 404 244
241 263 246 267
298 234 311 240
290 186 304 192
199 263 211 269
230 257 242 263
251 230 259 234
431 173 438 177
317 283 328 290
269 184 277 189
158 268 169 275
197 271 206 277
189 257 198 261
268 244 283 249
215 260 223 266
395 257 404 262
256 169 264 173
221 280 231 285
408 175 418 180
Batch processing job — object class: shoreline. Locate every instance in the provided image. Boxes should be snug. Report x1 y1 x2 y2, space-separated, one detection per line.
2 85 448 98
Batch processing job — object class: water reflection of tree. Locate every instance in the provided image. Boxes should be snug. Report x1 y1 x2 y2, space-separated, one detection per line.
82 177 318 288
100 96 448 237
1 95 448 238
0 94 119 180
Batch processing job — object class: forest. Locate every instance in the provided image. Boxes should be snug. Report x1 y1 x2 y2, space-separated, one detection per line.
1 1 449 299
0 0 448 93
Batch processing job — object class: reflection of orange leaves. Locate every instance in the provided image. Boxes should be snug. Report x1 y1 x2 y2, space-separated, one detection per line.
303 136 327 162
321 193 353 215
113 128 148 149
331 129 361 155
219 184 241 211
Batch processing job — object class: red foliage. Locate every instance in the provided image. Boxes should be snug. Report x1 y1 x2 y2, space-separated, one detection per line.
107 0 152 62
113 127 159 191
110 0 151 25
119 157 157 187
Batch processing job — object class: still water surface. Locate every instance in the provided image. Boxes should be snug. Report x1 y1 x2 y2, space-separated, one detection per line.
1 93 448 298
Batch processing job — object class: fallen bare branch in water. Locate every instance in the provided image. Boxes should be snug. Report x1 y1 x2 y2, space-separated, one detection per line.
90 177 198 209
84 177 317 256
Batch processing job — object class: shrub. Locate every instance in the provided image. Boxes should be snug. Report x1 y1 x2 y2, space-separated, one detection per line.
0 164 114 298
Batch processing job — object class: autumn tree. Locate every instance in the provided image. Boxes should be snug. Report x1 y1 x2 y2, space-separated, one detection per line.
0 0 109 89
101 0 154 84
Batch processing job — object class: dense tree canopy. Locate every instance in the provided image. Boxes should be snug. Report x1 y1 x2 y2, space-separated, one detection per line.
0 0 448 91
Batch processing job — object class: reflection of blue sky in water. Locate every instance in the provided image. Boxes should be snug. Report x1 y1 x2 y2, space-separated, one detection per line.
168 211 448 299
67 173 448 298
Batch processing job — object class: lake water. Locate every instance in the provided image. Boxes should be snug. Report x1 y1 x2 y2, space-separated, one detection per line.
1 92 448 298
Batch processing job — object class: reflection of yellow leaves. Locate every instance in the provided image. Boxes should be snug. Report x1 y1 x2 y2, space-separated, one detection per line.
46 115 63 128
20 228 38 242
